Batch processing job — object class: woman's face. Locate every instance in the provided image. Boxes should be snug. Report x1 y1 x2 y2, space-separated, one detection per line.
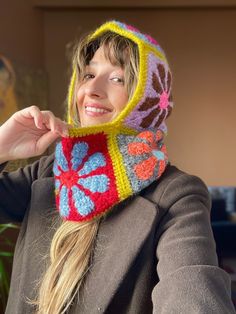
76 45 129 127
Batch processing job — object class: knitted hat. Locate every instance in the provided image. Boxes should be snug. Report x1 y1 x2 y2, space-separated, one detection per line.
53 20 173 222
67 20 173 135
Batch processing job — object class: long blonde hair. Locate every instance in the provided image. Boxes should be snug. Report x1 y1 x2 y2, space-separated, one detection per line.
27 30 139 314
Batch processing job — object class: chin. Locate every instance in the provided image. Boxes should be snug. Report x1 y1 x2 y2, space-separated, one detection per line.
81 118 111 127
81 119 110 127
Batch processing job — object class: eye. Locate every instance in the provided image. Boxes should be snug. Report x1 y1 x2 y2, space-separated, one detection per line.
111 77 125 84
83 73 94 81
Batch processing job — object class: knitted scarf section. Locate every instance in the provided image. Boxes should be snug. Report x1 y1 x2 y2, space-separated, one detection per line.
53 20 174 222
53 129 168 222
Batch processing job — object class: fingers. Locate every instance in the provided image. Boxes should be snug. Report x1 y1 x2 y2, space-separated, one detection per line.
16 105 44 129
19 105 69 136
42 114 69 136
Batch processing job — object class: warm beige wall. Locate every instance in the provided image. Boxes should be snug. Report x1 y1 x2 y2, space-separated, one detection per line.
164 9 236 187
0 0 44 67
44 8 236 186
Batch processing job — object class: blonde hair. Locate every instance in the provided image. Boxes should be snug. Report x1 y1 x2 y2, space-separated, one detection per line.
27 214 102 313
27 30 139 314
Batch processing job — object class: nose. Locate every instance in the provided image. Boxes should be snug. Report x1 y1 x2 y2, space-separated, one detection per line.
84 76 106 98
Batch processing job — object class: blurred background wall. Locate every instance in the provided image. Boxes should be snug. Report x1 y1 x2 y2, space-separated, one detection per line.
1 0 236 186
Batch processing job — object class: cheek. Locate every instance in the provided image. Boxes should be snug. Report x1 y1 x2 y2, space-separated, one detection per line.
115 89 128 112
76 88 84 107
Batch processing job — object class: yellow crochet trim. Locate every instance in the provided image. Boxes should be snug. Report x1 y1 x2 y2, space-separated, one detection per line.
107 133 132 200
67 21 167 133
89 21 167 61
67 69 77 124
68 125 137 137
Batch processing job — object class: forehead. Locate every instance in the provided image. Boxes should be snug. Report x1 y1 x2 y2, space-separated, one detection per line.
86 42 125 68
88 46 107 63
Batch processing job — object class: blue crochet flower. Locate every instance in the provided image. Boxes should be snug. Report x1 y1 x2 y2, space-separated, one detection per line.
53 142 109 218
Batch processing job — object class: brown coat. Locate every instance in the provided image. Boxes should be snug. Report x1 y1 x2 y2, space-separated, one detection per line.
0 154 235 313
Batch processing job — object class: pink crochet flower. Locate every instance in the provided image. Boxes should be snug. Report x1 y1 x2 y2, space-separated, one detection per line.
138 63 173 129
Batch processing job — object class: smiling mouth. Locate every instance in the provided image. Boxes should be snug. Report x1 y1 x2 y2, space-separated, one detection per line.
85 105 112 116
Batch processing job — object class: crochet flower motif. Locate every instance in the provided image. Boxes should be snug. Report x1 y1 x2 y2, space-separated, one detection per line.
138 63 173 129
53 142 109 218
127 130 167 180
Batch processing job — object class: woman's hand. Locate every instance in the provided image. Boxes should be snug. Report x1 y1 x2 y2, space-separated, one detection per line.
0 105 69 163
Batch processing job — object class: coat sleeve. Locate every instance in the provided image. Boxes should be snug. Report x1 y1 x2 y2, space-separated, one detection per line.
151 173 235 313
0 155 54 223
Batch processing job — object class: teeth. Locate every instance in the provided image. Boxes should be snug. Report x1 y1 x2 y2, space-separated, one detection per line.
85 106 109 113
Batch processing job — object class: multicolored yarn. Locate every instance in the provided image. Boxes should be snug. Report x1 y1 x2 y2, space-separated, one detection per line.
53 20 173 222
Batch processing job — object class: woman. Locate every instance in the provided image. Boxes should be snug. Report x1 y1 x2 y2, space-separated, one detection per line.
0 20 235 314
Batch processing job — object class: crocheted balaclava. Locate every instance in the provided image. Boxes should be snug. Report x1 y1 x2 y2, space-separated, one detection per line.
53 20 173 222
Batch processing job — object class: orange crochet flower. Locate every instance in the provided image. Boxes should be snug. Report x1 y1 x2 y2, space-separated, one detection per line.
128 130 167 180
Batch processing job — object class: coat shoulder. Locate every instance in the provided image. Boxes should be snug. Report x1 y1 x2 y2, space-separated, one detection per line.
140 163 210 210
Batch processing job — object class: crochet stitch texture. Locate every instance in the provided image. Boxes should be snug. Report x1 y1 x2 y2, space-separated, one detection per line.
53 20 174 222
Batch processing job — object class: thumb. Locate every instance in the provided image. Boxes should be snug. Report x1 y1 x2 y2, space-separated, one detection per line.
35 131 61 155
